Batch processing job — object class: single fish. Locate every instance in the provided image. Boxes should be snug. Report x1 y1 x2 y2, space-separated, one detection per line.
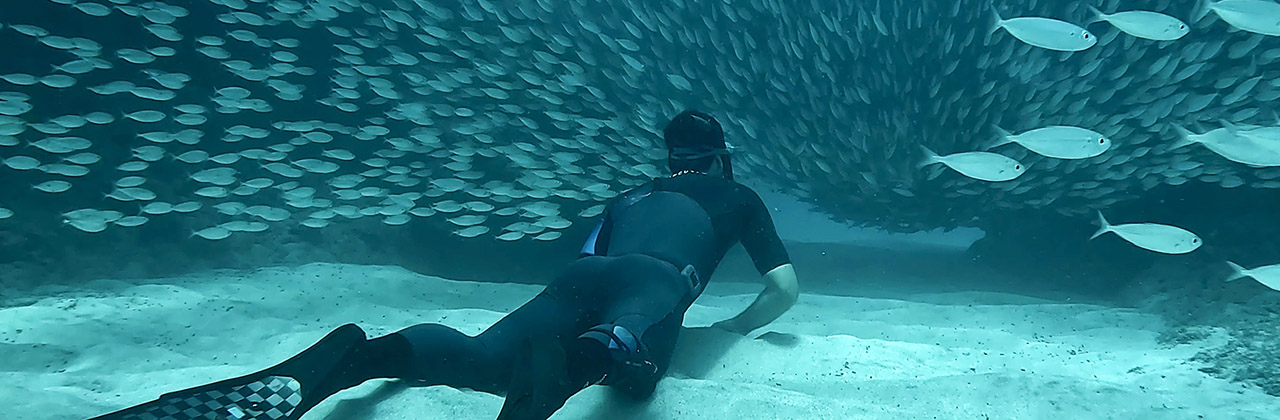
991 6 1097 51
172 201 203 213
141 202 174 215
33 180 72 193
30 137 92 154
73 2 113 17
1196 0 1280 36
195 186 229 198
2 155 42 170
453 225 490 238
1226 261 1280 291
242 178 274 189
39 75 77 88
62 152 100 165
117 161 150 172
67 219 109 233
174 150 209 164
918 145 1026 182
496 231 524 241
1088 7 1190 41
322 149 356 160
0 74 39 86
114 216 149 227
42 163 90 177
302 219 330 228
1092 211 1202 254
1220 121 1280 154
533 231 563 241
192 226 232 240
991 125 1111 159
144 24 183 41
123 110 167 123
1171 124 1280 167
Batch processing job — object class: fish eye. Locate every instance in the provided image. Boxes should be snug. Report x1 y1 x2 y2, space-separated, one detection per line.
1083 32 1091 39
1015 165 1023 170
1098 138 1106 144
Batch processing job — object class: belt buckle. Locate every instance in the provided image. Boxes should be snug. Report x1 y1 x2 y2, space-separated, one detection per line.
680 265 700 291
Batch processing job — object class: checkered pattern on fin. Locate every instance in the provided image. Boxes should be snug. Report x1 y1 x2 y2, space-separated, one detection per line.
121 375 302 420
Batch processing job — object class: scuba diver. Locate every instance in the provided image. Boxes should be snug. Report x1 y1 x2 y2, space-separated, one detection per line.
90 109 799 420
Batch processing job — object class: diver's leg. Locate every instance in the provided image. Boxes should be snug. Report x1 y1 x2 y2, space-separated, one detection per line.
394 287 586 394
597 309 682 399
393 258 606 401
90 323 411 420
574 254 692 395
494 257 614 420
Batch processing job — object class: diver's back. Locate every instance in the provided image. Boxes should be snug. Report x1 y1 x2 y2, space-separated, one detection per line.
605 189 716 273
604 174 764 278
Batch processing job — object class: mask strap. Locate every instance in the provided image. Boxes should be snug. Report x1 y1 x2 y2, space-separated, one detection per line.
720 154 734 180
668 147 729 160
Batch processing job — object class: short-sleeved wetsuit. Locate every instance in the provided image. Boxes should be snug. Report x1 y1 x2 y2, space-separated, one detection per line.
395 173 790 397
581 173 791 291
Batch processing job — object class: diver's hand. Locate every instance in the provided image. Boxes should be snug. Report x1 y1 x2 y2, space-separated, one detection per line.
711 319 753 335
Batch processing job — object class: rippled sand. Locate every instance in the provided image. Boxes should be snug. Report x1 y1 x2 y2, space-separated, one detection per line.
2 262 1276 420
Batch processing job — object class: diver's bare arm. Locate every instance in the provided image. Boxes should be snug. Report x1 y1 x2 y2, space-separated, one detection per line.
715 264 798 334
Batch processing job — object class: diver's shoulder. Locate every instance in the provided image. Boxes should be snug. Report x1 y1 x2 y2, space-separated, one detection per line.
666 173 753 194
723 178 758 194
723 180 769 206
702 177 763 203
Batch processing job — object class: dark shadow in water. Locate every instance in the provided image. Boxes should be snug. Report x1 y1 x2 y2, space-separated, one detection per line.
320 380 408 420
754 331 801 347
670 326 799 378
317 327 790 419
580 326 797 419
585 388 660 420
666 326 744 380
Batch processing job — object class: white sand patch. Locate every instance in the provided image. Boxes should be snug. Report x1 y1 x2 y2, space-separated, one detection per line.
0 263 1275 419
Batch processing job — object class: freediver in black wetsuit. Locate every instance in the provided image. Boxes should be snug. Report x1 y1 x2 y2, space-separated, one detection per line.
90 110 799 420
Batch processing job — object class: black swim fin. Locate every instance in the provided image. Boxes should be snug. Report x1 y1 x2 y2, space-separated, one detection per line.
496 335 579 420
89 323 367 420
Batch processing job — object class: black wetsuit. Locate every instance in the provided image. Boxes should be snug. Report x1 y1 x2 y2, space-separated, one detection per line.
393 173 790 397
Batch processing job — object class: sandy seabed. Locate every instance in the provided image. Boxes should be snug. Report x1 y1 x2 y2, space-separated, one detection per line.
2 262 1277 420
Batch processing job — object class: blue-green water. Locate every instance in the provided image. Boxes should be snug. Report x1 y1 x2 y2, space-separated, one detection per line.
1 0 1279 418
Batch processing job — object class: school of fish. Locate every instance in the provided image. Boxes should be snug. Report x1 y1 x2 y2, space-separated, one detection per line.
0 0 1279 291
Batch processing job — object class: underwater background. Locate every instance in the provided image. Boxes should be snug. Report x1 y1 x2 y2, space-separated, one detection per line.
2 0 1280 418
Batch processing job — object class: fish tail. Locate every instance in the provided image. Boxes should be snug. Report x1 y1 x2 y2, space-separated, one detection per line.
1193 0 1212 22
1225 261 1249 282
1090 211 1111 240
1218 119 1240 136
988 2 1005 35
917 145 941 168
1169 124 1197 149
1086 5 1106 23
987 125 1014 150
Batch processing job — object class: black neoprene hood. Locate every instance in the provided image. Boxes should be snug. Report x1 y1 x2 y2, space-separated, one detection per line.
663 110 725 152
